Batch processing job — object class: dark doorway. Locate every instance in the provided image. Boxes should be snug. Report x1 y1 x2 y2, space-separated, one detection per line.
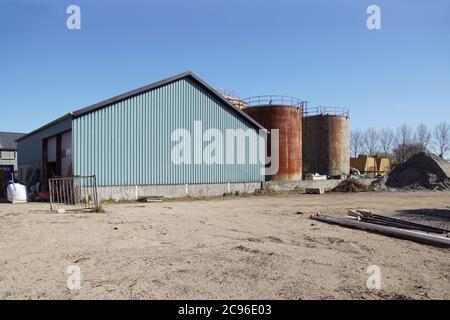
43 130 72 191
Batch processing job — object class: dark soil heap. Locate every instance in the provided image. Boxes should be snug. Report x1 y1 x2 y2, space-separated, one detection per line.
333 179 375 193
374 152 450 190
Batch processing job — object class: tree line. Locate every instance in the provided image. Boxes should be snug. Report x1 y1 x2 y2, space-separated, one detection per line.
350 122 450 163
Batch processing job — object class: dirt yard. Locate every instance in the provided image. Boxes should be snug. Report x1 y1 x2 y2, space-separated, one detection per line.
0 191 449 300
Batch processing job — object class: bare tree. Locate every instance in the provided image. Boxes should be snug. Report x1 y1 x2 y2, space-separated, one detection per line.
434 122 450 158
394 124 414 163
350 129 364 157
363 127 380 156
393 143 422 163
379 127 395 155
415 123 431 152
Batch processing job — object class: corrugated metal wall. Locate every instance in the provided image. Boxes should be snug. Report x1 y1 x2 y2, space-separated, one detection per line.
73 78 263 186
17 118 72 183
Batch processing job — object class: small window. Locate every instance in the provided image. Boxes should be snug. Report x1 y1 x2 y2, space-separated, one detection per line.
1 151 15 160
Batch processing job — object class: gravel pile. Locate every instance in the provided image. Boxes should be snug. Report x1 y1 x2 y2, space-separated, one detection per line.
373 152 450 190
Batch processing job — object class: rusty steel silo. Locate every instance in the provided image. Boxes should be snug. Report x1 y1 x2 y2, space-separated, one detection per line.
242 96 303 181
302 107 350 176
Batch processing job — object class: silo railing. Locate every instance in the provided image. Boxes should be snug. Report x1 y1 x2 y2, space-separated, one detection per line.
242 95 305 109
304 106 350 117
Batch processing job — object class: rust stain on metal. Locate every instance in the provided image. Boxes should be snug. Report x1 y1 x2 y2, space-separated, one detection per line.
328 116 350 176
303 115 350 176
243 105 302 181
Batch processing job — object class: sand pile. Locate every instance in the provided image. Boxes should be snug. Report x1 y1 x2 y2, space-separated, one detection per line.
373 152 450 190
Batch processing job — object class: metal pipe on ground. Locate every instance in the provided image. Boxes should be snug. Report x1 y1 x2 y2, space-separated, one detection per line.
348 209 450 234
351 217 448 234
310 214 450 248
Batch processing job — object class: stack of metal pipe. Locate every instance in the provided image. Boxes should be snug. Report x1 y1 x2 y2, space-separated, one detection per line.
310 210 450 248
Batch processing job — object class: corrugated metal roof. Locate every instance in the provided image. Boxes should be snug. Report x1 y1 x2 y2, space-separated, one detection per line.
17 71 265 142
0 132 25 150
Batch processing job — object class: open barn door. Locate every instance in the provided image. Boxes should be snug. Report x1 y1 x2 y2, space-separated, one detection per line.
43 130 72 191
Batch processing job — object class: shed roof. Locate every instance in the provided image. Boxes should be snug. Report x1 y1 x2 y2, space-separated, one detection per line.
0 132 25 150
18 71 265 142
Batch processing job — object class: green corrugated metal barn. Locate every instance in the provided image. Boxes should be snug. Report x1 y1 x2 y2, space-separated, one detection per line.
17 72 265 199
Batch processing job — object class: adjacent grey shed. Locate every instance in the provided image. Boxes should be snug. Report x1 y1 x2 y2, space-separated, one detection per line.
0 131 25 171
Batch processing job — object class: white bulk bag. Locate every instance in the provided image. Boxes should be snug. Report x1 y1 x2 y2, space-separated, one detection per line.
7 183 27 203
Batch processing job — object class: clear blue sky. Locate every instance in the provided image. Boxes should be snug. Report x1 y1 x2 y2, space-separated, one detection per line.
1 0 449 133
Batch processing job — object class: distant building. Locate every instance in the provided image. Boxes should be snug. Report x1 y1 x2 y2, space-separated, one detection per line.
0 131 25 172
0 131 25 198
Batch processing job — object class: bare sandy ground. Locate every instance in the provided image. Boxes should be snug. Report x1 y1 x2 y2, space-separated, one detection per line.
0 191 449 300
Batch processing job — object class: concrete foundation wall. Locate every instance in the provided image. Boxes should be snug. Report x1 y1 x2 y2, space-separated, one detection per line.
98 182 262 200
263 180 344 191
97 179 377 201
